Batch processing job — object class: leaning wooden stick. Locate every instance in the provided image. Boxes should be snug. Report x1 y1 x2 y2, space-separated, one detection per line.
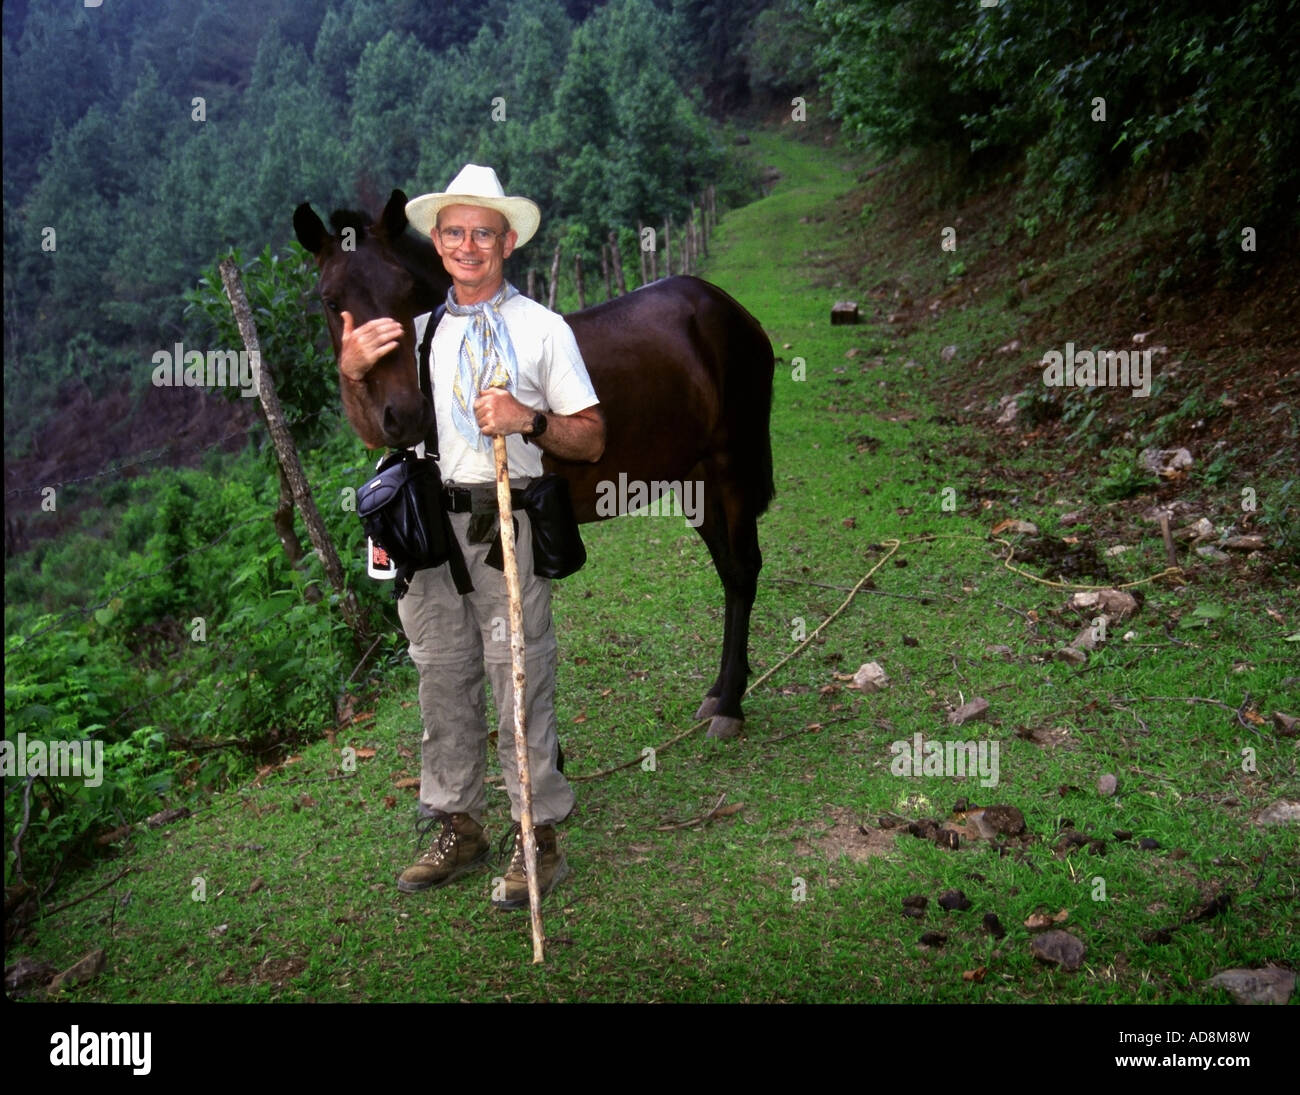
492 432 545 963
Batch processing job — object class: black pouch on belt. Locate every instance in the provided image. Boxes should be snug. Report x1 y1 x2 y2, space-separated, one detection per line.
356 451 452 587
519 473 586 580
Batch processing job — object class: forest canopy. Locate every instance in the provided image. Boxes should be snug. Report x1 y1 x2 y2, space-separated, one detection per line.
6 0 1295 453
2 0 776 452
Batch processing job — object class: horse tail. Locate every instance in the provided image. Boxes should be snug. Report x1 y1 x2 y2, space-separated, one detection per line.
693 280 776 518
736 304 777 517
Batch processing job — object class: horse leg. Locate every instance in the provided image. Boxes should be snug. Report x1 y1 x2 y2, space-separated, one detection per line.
691 471 762 739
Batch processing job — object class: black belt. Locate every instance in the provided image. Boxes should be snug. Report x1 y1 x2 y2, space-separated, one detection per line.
442 484 528 513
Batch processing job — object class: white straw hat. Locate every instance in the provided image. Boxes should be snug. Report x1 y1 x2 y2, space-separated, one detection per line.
405 164 540 247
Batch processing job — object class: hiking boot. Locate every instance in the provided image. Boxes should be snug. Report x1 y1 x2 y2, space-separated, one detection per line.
397 813 490 893
491 823 569 910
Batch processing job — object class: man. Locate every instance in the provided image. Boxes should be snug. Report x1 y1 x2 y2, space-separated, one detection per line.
339 164 604 908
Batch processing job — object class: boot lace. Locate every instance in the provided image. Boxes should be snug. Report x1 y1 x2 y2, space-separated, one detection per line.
414 814 455 864
497 822 523 871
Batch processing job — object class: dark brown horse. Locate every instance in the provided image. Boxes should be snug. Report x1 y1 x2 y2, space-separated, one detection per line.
293 191 774 739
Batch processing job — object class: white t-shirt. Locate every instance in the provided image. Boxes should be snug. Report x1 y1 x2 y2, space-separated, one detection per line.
413 293 599 484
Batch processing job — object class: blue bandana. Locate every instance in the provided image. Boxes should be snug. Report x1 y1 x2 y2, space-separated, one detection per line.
443 280 520 450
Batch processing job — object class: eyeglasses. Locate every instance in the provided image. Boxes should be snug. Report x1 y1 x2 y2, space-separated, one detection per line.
437 226 505 247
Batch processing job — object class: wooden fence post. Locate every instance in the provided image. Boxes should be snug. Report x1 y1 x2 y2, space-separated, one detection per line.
547 244 562 311
609 231 627 295
688 203 697 273
574 253 586 310
218 257 367 646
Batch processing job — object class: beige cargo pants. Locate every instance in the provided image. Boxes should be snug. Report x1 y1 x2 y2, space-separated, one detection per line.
397 502 575 827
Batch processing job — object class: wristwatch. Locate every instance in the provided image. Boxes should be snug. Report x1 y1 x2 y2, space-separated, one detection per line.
526 411 548 442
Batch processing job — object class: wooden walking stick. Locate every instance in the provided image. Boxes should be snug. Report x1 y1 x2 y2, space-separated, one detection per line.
492 430 546 963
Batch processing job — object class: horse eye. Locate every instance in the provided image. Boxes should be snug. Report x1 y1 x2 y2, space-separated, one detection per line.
323 298 341 313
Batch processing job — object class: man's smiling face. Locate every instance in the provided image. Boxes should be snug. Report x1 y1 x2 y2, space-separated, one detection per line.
432 203 516 305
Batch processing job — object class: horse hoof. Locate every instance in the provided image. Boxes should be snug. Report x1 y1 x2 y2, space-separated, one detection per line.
695 696 720 720
706 716 744 740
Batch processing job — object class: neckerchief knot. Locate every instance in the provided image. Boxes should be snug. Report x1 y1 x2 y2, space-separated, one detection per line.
443 281 520 451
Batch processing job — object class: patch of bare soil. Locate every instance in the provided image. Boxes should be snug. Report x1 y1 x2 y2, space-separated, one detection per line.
4 379 258 556
218 955 308 989
793 805 897 863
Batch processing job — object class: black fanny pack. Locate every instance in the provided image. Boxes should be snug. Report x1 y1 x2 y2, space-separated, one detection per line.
520 473 586 580
357 450 462 598
454 474 586 582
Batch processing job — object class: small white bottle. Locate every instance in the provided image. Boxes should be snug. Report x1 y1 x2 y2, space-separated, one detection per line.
367 536 397 580
365 451 402 580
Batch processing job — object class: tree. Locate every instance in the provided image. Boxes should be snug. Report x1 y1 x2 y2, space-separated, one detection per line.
1 0 119 203
672 0 772 112
348 31 439 201
746 0 827 100
500 0 573 116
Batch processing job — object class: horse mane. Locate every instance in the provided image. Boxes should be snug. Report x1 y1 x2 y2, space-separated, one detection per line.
329 209 373 235
388 223 450 308
321 201 449 309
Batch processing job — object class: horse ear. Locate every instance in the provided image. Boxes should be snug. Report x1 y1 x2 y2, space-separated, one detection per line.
380 189 409 240
293 203 329 254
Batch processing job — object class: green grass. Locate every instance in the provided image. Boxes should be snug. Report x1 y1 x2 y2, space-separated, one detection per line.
11 126 1297 1004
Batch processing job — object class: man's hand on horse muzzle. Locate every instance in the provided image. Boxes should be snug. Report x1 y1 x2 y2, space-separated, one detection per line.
339 311 404 381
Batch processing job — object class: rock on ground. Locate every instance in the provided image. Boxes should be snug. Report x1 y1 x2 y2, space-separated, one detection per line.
948 697 990 725
853 661 890 692
1255 800 1299 825
1030 930 1086 972
49 948 106 992
1205 966 1295 1005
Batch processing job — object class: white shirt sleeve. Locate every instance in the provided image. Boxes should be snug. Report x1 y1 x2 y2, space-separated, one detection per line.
540 312 599 416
